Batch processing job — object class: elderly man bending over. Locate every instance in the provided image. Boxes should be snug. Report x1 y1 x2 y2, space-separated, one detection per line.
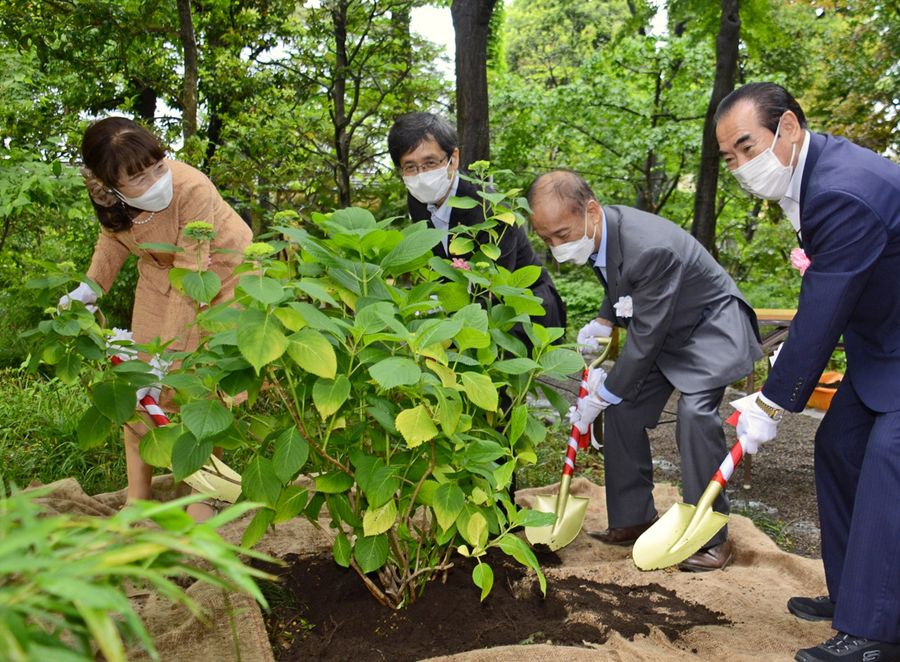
528 170 761 571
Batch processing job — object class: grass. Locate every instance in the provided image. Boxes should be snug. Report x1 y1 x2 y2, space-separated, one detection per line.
0 368 126 495
731 507 793 551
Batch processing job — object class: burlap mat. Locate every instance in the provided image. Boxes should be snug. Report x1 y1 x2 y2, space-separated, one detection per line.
31 476 830 661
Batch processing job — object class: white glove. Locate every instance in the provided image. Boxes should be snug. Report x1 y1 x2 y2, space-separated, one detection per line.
730 391 781 454
136 355 168 405
567 367 610 434
58 282 98 313
576 319 613 351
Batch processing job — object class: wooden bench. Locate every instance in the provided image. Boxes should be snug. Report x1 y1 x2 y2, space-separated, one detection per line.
746 308 797 393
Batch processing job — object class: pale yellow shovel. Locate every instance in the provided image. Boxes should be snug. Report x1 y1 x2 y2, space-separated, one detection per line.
525 338 611 551
632 440 746 570
183 456 243 504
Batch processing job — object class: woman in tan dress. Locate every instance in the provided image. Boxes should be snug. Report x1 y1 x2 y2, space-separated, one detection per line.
61 117 252 519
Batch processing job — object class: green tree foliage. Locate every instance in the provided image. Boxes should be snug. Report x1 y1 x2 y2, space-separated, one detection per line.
208 0 444 219
491 0 900 306
504 0 634 87
492 27 711 223
0 0 444 225
802 1 900 154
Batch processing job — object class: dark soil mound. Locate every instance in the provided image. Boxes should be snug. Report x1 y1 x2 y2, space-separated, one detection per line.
259 549 730 661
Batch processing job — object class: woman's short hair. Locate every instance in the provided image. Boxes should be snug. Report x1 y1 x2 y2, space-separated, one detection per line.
80 117 166 232
81 117 165 188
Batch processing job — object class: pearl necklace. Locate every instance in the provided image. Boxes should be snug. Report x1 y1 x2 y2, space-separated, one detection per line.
132 211 156 226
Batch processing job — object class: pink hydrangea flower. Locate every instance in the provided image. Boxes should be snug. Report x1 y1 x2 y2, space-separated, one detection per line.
451 258 471 271
790 248 811 276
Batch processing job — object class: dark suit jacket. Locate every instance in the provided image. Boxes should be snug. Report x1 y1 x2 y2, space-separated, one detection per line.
407 176 566 330
597 205 762 400
762 132 900 413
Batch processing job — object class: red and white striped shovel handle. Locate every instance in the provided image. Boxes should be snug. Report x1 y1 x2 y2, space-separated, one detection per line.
562 368 593 477
109 354 170 427
712 440 745 488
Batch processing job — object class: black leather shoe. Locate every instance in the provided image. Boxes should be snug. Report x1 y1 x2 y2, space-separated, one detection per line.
795 632 900 661
678 540 733 572
788 596 835 622
587 517 657 546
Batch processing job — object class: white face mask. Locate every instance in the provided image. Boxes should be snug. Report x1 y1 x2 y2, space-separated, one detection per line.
403 162 454 205
731 119 797 201
115 167 174 212
550 210 597 265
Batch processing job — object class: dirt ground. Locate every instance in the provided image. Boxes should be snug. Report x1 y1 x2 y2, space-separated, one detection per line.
259 385 827 661
259 548 730 661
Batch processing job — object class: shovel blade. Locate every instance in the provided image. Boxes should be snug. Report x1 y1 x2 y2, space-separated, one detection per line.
524 493 590 551
632 502 729 570
183 457 242 504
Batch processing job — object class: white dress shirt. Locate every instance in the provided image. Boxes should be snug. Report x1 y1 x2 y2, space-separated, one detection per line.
426 174 460 253
587 209 622 405
779 130 811 235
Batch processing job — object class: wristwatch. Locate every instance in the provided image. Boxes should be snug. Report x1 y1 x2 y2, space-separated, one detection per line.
756 395 784 421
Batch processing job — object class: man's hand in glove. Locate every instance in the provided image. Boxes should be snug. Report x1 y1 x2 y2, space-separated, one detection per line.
730 391 782 454
567 366 610 434
576 318 613 352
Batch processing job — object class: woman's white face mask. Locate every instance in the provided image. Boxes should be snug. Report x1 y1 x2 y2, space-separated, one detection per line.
731 119 797 201
550 210 597 265
403 161 454 205
115 167 173 212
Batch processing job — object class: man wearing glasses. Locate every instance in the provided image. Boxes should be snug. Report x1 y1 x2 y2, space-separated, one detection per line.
387 112 566 338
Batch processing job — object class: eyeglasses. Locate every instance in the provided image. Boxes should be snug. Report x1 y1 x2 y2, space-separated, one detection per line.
400 156 450 177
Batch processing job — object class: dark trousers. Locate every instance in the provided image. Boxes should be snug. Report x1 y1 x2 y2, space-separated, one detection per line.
603 366 730 547
816 372 900 642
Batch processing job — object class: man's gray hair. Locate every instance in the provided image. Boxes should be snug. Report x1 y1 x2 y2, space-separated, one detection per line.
527 169 597 218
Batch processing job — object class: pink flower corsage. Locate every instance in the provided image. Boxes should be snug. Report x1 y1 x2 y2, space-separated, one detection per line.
790 248 811 276
451 258 471 271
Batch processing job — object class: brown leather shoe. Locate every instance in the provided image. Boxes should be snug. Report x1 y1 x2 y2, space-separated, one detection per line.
678 540 734 572
587 517 658 546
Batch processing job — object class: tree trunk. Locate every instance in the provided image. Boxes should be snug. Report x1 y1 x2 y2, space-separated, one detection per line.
0 215 12 253
133 85 157 122
451 0 497 169
177 0 199 141
331 0 352 207
690 0 740 251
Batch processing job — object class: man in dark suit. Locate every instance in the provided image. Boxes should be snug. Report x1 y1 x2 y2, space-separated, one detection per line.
387 112 566 336
716 82 900 661
528 169 762 571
